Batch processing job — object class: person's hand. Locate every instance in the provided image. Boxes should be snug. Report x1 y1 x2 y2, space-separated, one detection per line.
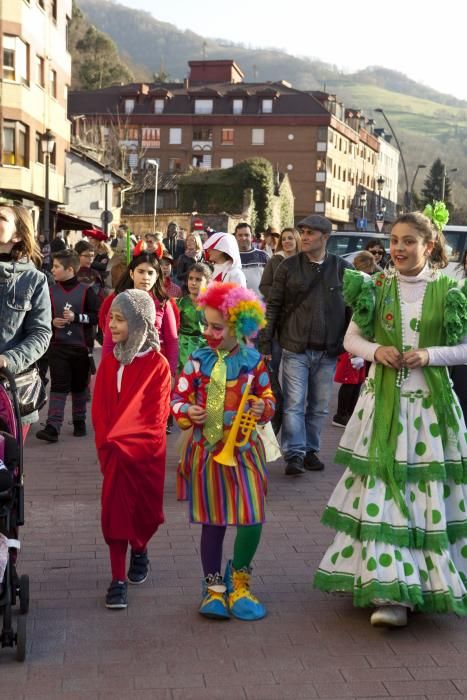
374 345 403 369
188 405 207 425
249 398 265 418
403 349 429 368
63 309 75 323
53 317 68 328
263 354 272 362
0 356 8 369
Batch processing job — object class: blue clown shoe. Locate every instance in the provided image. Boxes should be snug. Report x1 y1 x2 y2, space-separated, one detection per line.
198 574 230 620
224 560 267 621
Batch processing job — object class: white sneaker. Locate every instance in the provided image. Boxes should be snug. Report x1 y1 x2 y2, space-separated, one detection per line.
370 605 408 627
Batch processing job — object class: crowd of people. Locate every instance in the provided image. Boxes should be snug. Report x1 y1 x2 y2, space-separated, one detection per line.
0 202 467 629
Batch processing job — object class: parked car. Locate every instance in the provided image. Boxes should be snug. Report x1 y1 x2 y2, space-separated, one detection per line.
327 232 390 260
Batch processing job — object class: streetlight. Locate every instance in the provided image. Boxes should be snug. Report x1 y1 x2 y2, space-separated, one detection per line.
40 129 56 242
410 164 426 205
374 108 410 211
146 159 159 232
441 166 458 201
376 175 385 212
102 167 111 238
359 189 367 230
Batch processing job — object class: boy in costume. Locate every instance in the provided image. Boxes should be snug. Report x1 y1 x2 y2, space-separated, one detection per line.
171 282 275 620
36 250 99 443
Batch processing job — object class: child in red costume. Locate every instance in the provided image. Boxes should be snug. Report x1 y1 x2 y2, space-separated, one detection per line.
92 289 171 609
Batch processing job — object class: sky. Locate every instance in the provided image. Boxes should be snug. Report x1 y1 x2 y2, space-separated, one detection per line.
108 0 466 101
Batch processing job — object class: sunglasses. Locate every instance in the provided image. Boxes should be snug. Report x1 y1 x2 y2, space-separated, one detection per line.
368 249 383 255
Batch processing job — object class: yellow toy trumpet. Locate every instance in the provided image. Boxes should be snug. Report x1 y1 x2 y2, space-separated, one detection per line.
214 374 258 467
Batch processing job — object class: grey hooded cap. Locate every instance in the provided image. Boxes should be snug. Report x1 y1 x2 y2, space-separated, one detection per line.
111 289 160 365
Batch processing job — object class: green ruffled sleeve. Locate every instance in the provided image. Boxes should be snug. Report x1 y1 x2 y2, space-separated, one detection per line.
343 268 375 340
444 280 467 345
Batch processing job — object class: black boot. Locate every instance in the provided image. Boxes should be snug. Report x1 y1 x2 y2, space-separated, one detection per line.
73 420 87 437
36 424 59 443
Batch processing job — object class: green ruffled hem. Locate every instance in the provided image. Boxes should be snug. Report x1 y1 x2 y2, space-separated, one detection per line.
313 570 467 614
321 506 467 550
335 447 467 485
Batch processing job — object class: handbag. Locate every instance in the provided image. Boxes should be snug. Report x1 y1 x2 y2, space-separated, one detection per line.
13 366 47 417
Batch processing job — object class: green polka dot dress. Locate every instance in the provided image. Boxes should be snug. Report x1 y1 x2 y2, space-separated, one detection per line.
314 290 467 615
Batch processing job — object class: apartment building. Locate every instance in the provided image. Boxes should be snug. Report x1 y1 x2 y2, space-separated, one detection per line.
0 0 71 218
68 59 399 226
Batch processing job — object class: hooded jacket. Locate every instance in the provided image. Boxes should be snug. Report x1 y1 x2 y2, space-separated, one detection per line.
0 256 52 374
203 232 246 287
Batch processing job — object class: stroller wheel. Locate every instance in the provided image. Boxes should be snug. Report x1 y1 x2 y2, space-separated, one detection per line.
19 575 29 615
16 615 26 662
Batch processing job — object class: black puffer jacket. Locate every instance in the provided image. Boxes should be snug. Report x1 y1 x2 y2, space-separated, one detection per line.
258 252 352 357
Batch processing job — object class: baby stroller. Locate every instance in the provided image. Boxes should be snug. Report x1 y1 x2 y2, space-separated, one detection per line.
0 367 28 661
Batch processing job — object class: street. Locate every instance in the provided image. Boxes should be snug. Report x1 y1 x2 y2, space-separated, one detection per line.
2 394 467 699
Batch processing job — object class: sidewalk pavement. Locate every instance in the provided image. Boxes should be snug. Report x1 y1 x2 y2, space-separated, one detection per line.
2 391 467 699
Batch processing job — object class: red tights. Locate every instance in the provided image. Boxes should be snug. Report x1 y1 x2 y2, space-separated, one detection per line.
108 537 148 581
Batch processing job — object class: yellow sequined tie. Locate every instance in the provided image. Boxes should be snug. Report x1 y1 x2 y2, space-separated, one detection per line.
204 350 229 445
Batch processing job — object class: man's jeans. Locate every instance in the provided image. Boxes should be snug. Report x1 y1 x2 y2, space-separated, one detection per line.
281 349 337 461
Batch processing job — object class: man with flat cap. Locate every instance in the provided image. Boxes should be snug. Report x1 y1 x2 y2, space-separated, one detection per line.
259 214 352 476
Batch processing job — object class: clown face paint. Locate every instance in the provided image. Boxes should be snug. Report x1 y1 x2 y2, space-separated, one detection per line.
203 306 237 352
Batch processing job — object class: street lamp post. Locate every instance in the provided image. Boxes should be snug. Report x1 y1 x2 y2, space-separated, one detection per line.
359 189 367 230
376 176 385 231
102 167 111 237
374 108 410 211
40 129 56 242
146 159 159 231
441 166 458 201
410 164 426 206
376 175 385 213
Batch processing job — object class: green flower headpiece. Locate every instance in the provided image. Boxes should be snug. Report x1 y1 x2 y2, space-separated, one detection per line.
423 201 449 231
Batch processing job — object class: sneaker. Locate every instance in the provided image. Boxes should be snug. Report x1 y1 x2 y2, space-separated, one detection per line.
73 420 87 437
36 424 59 443
224 560 266 621
199 573 230 620
105 580 128 609
370 605 407 627
285 457 305 476
127 550 149 585
304 451 325 471
332 415 348 428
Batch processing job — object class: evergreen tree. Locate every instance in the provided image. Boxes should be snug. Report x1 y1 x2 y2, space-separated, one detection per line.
76 26 133 90
420 158 453 209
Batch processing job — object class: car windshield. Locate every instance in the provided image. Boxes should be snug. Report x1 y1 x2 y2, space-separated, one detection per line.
327 234 389 257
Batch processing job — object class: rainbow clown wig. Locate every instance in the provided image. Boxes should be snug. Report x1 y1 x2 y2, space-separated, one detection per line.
197 282 266 340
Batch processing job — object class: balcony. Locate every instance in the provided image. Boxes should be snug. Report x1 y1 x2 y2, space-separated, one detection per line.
192 140 213 151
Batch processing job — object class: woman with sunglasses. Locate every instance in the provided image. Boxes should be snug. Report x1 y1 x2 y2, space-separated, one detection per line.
365 239 387 269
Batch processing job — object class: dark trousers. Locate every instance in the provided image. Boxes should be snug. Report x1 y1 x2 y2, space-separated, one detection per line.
47 345 90 431
335 383 362 421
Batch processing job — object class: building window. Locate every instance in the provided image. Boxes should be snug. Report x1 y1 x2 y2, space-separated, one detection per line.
220 158 233 169
142 127 160 148
35 132 43 163
154 99 164 114
194 99 213 115
49 68 57 97
38 0 45 8
317 127 327 141
124 98 135 114
251 128 264 145
51 0 57 20
35 54 44 87
262 99 273 114
168 157 183 172
2 121 28 167
193 127 212 141
192 153 212 169
127 126 139 141
221 128 234 145
169 128 182 145
2 35 29 84
232 99 243 115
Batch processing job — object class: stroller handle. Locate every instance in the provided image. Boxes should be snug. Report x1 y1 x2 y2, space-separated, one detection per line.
0 367 17 393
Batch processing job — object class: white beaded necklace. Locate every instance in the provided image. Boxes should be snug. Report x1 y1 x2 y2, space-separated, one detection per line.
394 266 436 388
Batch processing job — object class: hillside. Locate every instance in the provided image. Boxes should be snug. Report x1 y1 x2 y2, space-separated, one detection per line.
74 0 467 212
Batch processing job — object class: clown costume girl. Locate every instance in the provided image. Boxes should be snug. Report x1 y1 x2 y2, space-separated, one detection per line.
314 209 467 627
171 282 275 621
